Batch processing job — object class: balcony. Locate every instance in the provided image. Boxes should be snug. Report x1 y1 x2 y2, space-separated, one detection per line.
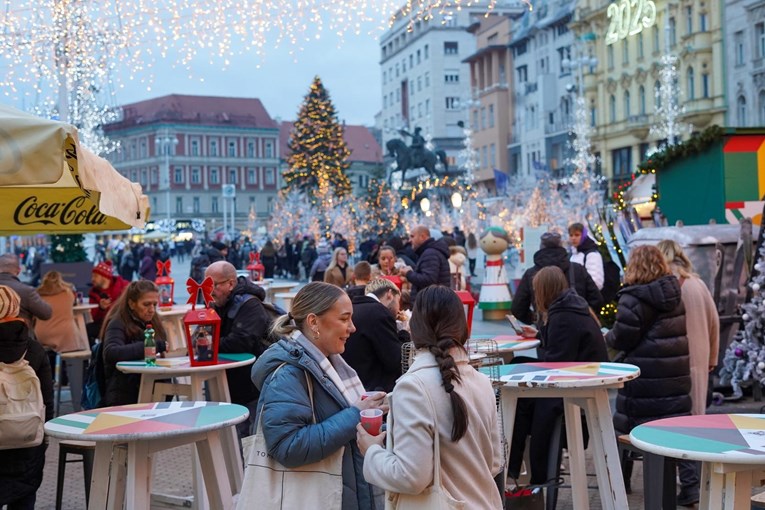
524 82 538 95
545 116 574 135
627 114 650 140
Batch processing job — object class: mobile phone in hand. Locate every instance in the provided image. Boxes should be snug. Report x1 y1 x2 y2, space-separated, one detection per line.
505 314 527 335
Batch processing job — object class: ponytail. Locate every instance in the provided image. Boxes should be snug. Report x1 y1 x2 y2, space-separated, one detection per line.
428 337 468 441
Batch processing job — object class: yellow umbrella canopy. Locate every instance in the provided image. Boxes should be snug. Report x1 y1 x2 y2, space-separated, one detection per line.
0 104 149 233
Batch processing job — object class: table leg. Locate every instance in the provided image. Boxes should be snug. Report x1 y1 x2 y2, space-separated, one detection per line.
699 461 712 510
702 462 725 510
563 399 589 509
88 442 113 510
499 387 518 474
138 374 161 403
188 374 210 510
722 466 753 510
209 373 243 494
195 430 234 510
107 444 127 510
126 441 153 510
582 390 629 510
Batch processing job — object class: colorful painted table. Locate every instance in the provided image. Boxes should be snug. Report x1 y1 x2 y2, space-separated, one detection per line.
631 414 765 510
496 361 640 510
44 401 248 510
156 303 193 353
469 335 540 355
117 353 255 508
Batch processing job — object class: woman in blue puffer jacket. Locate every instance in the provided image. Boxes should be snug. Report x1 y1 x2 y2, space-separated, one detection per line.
251 282 386 510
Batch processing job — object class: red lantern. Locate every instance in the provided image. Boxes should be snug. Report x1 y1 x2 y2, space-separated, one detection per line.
247 252 265 282
455 290 476 337
183 277 221 366
155 260 174 308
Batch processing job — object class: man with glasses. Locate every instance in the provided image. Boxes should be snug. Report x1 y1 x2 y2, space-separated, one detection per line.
205 261 271 435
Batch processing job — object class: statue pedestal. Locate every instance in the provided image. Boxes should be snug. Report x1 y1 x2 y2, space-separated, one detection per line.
481 308 510 321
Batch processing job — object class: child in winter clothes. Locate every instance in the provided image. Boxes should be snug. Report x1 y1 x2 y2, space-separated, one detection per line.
0 285 54 509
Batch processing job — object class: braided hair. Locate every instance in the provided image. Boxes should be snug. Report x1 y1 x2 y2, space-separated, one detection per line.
409 285 469 441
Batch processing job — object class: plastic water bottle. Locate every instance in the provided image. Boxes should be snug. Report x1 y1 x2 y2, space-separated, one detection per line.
144 324 157 366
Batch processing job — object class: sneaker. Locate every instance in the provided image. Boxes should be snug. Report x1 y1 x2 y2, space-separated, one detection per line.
677 489 700 507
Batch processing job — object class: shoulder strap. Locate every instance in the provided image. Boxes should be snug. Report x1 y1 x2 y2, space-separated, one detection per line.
254 362 288 434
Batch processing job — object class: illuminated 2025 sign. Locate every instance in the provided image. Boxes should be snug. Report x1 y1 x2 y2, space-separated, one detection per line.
605 0 657 45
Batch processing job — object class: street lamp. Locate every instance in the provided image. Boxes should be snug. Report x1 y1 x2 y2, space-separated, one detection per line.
155 131 178 222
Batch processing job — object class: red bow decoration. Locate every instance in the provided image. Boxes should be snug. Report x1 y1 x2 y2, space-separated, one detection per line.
186 276 213 309
249 252 256 264
156 260 172 277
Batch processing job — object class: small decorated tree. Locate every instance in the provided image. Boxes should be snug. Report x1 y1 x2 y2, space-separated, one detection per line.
50 234 87 262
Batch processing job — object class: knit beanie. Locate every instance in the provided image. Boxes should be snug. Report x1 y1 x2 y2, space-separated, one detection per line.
540 232 562 249
92 260 114 279
0 285 20 320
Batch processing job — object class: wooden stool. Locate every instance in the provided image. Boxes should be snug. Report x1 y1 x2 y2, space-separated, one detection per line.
56 440 95 510
617 434 676 509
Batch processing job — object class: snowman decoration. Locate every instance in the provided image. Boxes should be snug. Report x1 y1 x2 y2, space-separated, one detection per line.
478 227 513 320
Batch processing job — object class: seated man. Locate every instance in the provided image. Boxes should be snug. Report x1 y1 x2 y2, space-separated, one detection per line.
341 278 409 393
87 260 129 345
205 261 271 435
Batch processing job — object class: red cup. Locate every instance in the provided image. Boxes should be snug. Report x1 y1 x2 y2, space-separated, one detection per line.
360 409 383 436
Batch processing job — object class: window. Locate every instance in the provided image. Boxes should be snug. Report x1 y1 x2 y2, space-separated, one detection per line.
515 42 527 56
228 167 237 184
382 70 386 84
444 42 458 55
210 139 219 156
639 85 646 114
227 140 237 157
609 95 616 122
669 18 677 47
191 167 201 184
558 46 572 74
686 7 693 34
622 40 629 64
417 76 422 91
607 45 614 69
409 54 413 68
425 99 430 113
490 144 496 168
383 95 387 108
612 147 632 177
517 65 528 83
395 63 399 77
480 107 486 129
624 90 631 117
735 31 745 65
174 167 183 184
140 139 147 158
265 168 275 185
424 72 430 87
210 167 220 184
702 73 710 98
488 104 495 128
402 58 406 72
590 106 596 127
175 197 183 214
444 73 459 83
638 33 644 59
760 91 765 124
212 196 219 213
655 80 662 108
472 110 479 129
738 95 748 125
652 26 660 53
247 141 255 158
193 197 200 214
265 141 274 158
424 44 429 59
757 23 765 58
416 49 421 64
445 97 460 110
687 67 695 100
141 169 147 185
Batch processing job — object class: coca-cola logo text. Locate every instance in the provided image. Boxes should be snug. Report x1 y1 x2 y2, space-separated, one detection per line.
13 195 109 226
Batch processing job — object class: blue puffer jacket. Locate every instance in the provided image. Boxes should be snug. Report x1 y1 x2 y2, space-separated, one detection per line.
251 337 377 510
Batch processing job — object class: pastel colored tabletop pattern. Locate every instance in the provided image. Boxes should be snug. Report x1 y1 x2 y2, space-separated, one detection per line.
470 335 541 353
117 352 255 374
480 361 640 388
45 401 249 442
630 414 765 464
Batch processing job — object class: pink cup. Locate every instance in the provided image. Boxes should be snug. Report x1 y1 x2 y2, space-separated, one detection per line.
360 409 383 436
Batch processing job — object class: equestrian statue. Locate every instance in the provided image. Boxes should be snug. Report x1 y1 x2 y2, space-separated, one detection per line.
386 127 448 188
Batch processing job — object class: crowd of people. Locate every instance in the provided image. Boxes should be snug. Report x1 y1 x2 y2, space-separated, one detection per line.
0 220 722 510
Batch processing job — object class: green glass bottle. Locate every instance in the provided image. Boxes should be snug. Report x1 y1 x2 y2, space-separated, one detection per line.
144 323 156 366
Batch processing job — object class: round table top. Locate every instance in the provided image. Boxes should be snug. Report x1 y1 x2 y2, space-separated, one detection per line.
73 304 98 312
44 401 249 442
630 414 765 464
492 361 640 388
469 335 541 353
274 291 299 298
116 353 255 375
156 304 193 316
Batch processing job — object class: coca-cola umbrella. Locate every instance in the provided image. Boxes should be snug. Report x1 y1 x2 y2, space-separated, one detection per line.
0 103 149 233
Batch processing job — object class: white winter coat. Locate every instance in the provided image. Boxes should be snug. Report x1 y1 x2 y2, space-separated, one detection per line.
571 248 604 290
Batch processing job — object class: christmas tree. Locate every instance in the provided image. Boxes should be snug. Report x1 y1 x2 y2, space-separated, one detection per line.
719 242 765 397
50 234 87 262
361 179 401 239
283 76 352 202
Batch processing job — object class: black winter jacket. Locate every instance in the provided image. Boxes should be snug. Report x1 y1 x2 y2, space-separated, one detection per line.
540 289 609 363
212 276 271 407
0 320 53 505
511 246 603 325
606 275 691 433
341 295 408 392
406 238 451 299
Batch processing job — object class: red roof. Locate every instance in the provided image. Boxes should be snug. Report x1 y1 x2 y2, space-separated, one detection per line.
278 121 382 163
723 135 765 153
105 94 278 131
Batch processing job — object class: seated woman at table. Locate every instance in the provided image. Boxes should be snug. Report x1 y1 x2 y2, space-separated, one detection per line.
606 245 690 493
356 285 504 509
35 271 78 354
251 282 386 510
507 266 608 485
100 280 168 407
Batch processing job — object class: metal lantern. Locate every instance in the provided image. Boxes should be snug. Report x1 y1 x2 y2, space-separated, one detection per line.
155 260 174 308
247 252 265 282
183 277 221 366
455 290 476 337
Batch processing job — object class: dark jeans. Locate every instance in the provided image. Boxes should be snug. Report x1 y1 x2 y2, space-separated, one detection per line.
2 492 36 510
468 258 477 276
678 459 700 496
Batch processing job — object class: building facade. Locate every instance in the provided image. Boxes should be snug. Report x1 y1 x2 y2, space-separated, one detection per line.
104 94 280 233
508 0 576 180
379 0 526 173
573 0 726 188
463 15 515 188
725 0 765 127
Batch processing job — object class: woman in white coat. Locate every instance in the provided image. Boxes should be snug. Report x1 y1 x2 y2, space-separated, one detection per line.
356 285 503 509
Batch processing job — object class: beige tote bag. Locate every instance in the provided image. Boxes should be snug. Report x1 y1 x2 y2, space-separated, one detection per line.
238 364 344 510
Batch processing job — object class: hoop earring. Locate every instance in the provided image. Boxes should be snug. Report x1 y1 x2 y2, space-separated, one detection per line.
313 329 320 341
